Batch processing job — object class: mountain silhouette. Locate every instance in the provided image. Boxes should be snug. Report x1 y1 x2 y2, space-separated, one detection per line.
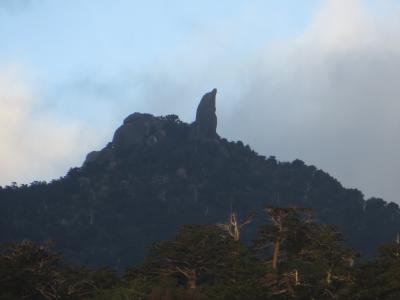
1 90 399 269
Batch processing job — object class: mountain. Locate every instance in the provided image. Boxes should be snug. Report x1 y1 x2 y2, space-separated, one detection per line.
1 89 399 269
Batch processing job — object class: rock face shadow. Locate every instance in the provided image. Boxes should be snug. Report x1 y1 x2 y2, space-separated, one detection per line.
193 88 218 140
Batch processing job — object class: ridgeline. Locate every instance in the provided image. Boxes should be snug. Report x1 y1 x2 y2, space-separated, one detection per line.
1 90 399 269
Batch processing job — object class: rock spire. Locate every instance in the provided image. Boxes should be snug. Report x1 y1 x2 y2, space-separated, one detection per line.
194 88 218 139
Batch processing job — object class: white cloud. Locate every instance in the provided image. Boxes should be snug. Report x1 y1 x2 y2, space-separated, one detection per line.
226 0 400 202
137 0 400 203
2 0 400 205
0 65 98 185
300 0 374 51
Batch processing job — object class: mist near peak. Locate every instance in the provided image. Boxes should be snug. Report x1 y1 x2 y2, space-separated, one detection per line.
133 0 400 203
1 0 399 204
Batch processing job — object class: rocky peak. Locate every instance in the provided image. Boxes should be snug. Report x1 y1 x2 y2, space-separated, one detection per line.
194 89 218 139
83 90 219 166
112 112 166 151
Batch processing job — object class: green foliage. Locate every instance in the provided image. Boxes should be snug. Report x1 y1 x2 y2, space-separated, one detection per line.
1 114 399 269
1 208 400 300
253 207 357 299
147 224 242 289
0 241 83 299
343 239 400 300
92 284 149 300
0 241 119 300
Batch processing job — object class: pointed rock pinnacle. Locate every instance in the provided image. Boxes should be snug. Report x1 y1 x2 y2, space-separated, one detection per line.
194 89 218 139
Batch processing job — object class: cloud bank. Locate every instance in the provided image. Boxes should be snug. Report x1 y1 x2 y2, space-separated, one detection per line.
0 66 98 185
231 0 400 203
135 0 400 203
1 0 400 204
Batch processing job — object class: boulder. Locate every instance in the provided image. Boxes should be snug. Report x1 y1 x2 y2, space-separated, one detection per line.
112 113 164 150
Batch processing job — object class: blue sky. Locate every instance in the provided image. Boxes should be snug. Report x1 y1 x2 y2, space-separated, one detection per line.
1 0 400 204
0 0 321 126
0 1 319 69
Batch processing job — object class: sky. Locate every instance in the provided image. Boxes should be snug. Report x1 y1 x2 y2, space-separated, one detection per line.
1 0 400 204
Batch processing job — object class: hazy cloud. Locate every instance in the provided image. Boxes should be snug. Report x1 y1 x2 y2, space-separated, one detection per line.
0 65 99 185
229 0 400 203
131 0 400 203
1 0 400 204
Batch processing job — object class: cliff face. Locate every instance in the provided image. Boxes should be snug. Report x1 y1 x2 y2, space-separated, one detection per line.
84 89 219 168
0 90 399 269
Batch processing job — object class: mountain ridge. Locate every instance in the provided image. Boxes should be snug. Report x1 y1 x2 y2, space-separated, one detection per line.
1 90 399 269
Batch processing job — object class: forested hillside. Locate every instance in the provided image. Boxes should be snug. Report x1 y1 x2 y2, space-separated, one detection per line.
0 90 399 269
2 207 400 299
